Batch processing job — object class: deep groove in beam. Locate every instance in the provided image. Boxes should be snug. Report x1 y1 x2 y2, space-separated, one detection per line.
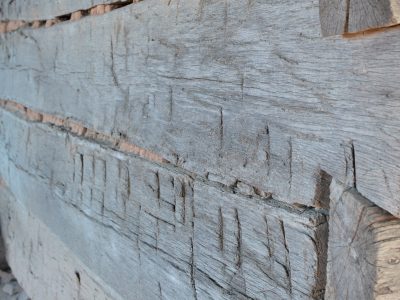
0 99 167 164
0 99 328 218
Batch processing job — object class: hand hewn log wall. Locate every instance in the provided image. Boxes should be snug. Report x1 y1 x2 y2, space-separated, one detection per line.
0 0 400 299
0 104 328 299
2 0 400 216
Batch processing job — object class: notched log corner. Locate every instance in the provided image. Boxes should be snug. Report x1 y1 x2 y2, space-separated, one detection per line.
320 0 400 36
326 179 400 299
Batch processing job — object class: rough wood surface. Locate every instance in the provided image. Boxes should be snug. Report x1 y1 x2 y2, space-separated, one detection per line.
319 0 348 36
320 0 400 36
0 107 328 299
194 182 328 299
0 0 134 21
0 183 124 300
2 0 400 298
348 0 396 33
326 179 400 300
0 1 141 34
3 0 398 214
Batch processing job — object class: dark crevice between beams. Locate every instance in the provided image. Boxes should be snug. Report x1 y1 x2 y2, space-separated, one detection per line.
0 99 327 219
0 0 141 34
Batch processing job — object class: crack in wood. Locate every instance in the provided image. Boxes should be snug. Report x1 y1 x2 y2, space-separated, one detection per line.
288 137 293 193
234 208 242 269
110 39 119 87
351 141 357 189
190 237 198 300
279 220 292 294
344 0 350 33
264 216 273 258
217 207 224 252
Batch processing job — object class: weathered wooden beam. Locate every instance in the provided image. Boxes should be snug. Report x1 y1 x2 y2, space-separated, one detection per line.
1 0 400 215
320 0 400 36
326 179 400 299
0 0 134 22
348 0 397 33
194 182 328 299
0 107 329 299
0 1 140 34
0 184 124 300
0 109 196 299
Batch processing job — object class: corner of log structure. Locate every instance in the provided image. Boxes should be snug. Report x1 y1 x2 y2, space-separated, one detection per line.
320 0 400 36
326 179 400 299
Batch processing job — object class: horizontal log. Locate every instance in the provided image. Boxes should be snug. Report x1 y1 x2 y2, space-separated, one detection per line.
0 107 328 299
0 109 195 299
0 1 141 34
0 0 135 21
194 181 328 299
1 0 400 215
0 184 123 300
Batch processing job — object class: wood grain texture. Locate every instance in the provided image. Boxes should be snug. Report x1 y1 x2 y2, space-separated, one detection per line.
1 0 400 215
0 107 328 299
319 0 348 36
326 179 400 300
0 184 124 300
348 0 395 33
194 182 328 299
320 0 400 36
0 0 133 21
0 110 196 299
0 1 140 34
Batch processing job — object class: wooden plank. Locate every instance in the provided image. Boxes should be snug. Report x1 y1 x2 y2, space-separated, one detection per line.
194 181 328 299
0 183 124 300
0 109 196 300
0 0 134 21
0 107 329 299
1 0 400 216
326 179 400 299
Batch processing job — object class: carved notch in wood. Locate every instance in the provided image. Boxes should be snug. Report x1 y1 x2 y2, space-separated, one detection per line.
320 0 400 36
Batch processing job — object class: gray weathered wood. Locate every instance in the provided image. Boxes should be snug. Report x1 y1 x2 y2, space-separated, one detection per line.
326 179 400 299
320 0 400 36
0 183 124 300
348 0 396 33
0 0 133 21
319 0 348 36
1 0 400 216
194 181 328 299
0 106 328 299
0 109 196 299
